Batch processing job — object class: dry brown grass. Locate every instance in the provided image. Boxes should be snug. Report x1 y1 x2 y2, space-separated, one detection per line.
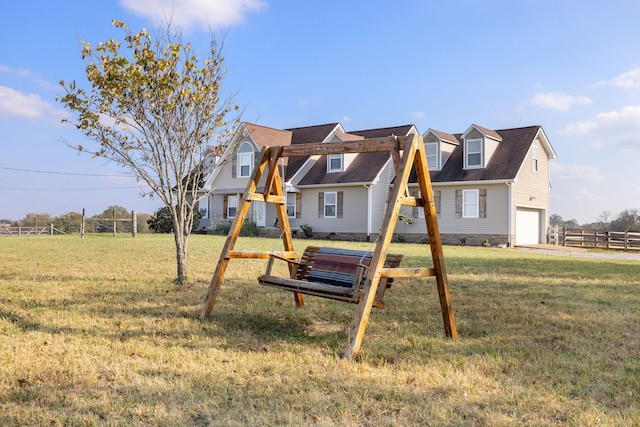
1 234 639 426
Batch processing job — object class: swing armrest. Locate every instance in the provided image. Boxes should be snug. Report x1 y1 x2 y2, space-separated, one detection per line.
354 263 369 287
264 253 306 279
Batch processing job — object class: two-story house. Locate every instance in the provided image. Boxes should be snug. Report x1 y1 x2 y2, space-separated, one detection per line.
196 122 555 246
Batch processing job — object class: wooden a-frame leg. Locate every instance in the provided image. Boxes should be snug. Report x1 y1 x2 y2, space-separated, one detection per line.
344 137 416 360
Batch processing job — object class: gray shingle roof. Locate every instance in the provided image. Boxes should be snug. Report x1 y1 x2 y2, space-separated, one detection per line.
429 125 542 182
297 125 415 186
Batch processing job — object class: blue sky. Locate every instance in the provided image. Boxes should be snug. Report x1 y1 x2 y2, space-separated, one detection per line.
1 0 640 223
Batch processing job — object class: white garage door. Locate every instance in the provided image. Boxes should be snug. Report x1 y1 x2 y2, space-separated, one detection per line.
516 208 540 245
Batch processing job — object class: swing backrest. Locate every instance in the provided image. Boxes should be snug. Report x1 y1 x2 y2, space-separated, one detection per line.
305 247 376 288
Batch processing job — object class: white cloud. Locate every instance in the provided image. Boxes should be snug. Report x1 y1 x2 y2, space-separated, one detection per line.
411 111 426 119
552 163 603 183
119 0 267 31
563 105 640 140
595 68 640 88
0 65 55 88
0 86 67 122
528 92 592 111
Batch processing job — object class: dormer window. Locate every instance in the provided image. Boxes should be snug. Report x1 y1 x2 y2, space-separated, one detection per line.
425 142 438 170
237 142 254 177
327 154 343 172
465 138 483 169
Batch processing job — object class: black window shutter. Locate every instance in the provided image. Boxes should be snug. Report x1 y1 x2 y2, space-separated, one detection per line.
318 192 324 218
223 196 228 219
231 153 237 179
479 189 487 218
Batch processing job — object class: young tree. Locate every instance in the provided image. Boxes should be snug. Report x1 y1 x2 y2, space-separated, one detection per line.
59 20 240 284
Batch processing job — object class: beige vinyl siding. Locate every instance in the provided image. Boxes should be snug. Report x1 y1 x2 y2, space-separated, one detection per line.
440 141 457 167
212 143 257 190
401 184 509 235
446 184 508 234
484 137 500 165
298 186 369 233
511 138 551 233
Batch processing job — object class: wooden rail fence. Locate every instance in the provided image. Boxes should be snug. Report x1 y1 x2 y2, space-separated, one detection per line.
559 227 640 251
1 209 137 238
0 224 61 236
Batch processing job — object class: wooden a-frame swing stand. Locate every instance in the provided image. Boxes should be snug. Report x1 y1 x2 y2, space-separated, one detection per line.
199 134 457 360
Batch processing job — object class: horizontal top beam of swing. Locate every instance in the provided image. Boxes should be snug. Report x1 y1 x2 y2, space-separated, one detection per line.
274 135 413 158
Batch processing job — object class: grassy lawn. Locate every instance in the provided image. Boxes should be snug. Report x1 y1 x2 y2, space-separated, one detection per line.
1 234 639 426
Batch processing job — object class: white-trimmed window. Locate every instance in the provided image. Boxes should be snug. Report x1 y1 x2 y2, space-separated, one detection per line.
425 142 438 170
327 154 343 172
532 145 539 172
318 191 342 218
237 142 254 177
465 138 483 169
226 194 238 218
455 189 487 218
286 193 296 218
463 189 479 218
324 191 337 218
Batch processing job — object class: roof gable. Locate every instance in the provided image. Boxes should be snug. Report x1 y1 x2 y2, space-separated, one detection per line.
462 124 503 142
426 129 460 145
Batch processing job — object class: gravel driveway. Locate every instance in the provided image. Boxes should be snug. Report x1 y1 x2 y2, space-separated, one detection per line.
516 245 640 261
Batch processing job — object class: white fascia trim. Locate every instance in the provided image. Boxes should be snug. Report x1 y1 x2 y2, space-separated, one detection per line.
297 182 372 189
535 127 557 159
371 158 392 185
287 156 319 185
323 124 347 143
429 179 515 187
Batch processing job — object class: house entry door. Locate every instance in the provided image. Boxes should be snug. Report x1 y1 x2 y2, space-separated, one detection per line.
253 201 266 227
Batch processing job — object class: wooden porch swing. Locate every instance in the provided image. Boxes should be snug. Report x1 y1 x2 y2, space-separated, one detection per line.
199 134 457 360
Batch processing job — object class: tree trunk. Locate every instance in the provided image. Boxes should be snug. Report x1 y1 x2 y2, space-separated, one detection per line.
174 227 189 284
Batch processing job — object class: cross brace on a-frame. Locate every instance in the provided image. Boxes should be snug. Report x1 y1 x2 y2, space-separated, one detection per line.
199 134 457 360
